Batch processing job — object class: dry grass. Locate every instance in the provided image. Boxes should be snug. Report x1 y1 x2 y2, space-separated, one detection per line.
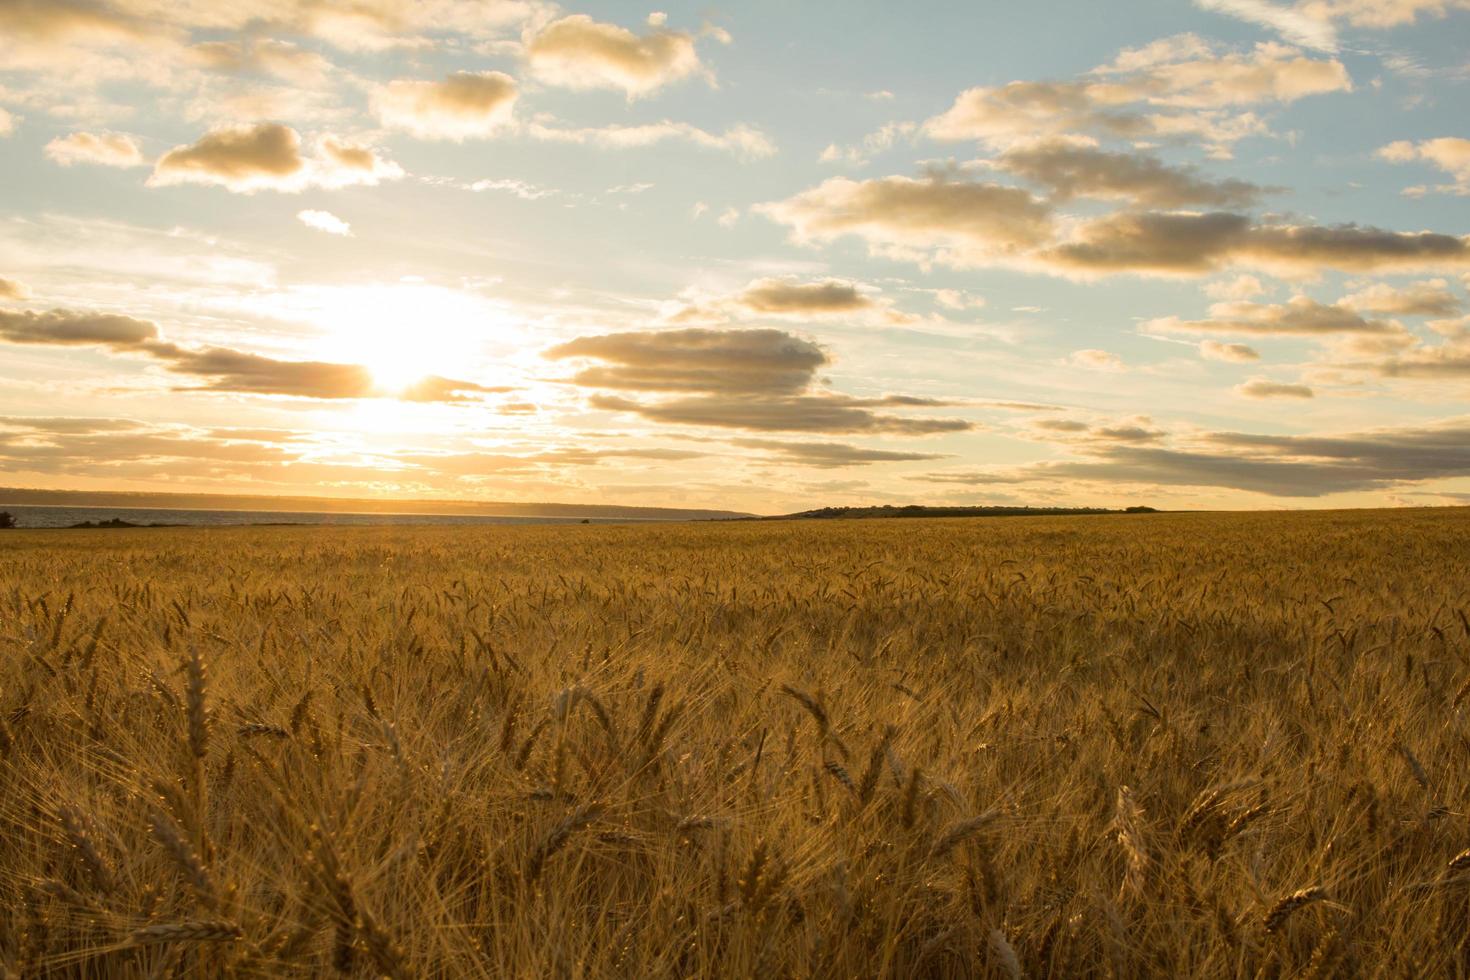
2 508 1469 977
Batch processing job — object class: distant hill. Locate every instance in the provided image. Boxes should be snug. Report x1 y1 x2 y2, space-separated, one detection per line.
0 487 752 522
769 504 1159 520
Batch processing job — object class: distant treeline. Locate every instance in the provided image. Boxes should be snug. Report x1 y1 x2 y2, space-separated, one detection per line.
769 504 1159 521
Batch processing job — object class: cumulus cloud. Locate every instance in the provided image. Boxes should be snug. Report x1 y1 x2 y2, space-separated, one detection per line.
525 14 703 97
1340 278 1462 315
188 38 331 83
732 438 950 468
1204 274 1266 300
759 174 1053 267
0 306 497 401
527 118 775 159
0 277 30 301
0 107 15 136
665 277 918 326
1146 295 1401 335
547 328 826 395
0 307 158 347
1200 339 1262 360
374 71 518 140
45 130 146 167
297 209 351 236
925 35 1350 156
150 123 404 192
994 138 1268 208
548 327 972 434
735 278 875 315
1044 211 1470 277
1237 377 1315 396
1379 138 1470 195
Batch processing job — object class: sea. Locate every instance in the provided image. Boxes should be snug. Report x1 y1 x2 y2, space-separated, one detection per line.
0 504 639 530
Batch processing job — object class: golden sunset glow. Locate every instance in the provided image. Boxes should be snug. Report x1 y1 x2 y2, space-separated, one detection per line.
0 0 1468 513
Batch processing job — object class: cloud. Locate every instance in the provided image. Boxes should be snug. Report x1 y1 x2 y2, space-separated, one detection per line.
732 439 951 468
1237 377 1315 396
1340 279 1462 315
734 278 875 315
188 38 332 83
1147 295 1400 335
44 130 146 168
1069 349 1127 371
297 209 351 236
666 277 917 326
1195 0 1341 51
525 14 703 97
919 416 1470 497
0 307 158 347
548 326 972 434
0 277 30 301
527 118 775 159
759 174 1054 267
925 35 1350 156
374 71 518 140
1203 274 1266 300
0 306 497 401
1044 211 1470 277
546 328 827 395
994 138 1268 208
150 123 404 192
1379 138 1470 195
1197 0 1470 50
1034 418 1091 433
0 107 13 136
1200 339 1262 360
589 393 974 435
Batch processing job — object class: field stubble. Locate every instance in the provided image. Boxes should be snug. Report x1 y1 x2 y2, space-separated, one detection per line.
2 510 1469 977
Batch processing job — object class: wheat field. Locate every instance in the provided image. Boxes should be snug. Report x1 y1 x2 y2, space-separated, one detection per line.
2 509 1469 978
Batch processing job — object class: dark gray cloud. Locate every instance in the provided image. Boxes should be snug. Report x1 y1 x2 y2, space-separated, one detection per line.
732 438 950 468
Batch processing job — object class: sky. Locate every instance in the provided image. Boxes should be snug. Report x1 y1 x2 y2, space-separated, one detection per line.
1 0 1469 514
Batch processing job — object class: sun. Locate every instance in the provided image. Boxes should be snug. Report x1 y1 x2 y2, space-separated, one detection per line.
282 282 510 395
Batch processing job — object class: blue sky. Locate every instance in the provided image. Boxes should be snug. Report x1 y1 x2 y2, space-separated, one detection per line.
1 0 1469 512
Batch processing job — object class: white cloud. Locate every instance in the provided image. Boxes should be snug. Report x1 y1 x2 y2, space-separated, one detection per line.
525 14 704 97
527 118 775 159
374 71 518 140
1200 339 1262 361
1379 137 1470 195
149 124 404 193
297 209 352 236
45 131 145 168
